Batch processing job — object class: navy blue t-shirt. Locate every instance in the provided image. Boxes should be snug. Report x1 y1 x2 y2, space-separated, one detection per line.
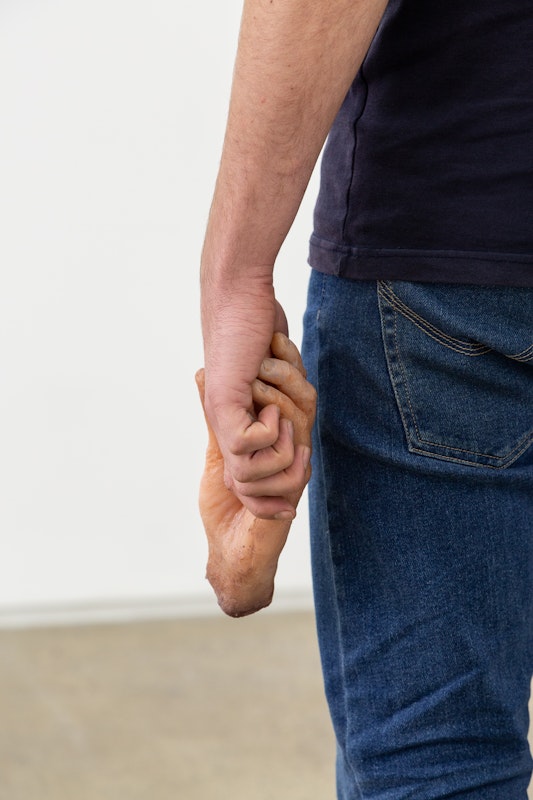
309 0 533 286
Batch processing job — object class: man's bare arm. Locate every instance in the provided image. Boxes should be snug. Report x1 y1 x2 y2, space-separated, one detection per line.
201 0 388 519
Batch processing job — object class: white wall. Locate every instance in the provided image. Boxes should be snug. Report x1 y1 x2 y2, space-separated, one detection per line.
0 1 319 623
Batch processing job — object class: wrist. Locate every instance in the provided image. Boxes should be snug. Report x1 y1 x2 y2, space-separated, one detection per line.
200 198 280 284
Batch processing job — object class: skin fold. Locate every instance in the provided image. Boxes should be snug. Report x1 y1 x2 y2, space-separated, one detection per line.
196 333 316 617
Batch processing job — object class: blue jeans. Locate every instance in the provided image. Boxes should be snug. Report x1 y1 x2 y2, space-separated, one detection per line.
302 271 533 799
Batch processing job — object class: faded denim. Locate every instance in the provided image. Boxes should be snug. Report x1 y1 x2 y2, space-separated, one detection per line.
302 271 533 799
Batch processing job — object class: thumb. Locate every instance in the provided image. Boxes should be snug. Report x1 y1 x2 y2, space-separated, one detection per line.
274 301 289 337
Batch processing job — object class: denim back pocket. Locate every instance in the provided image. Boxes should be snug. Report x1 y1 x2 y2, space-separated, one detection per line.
377 280 533 468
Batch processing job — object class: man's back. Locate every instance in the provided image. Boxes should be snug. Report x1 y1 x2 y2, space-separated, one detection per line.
311 0 533 286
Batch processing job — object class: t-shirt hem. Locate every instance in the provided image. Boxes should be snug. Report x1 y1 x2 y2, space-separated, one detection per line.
308 235 533 287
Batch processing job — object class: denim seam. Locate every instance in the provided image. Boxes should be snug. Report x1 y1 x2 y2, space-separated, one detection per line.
378 284 418 461
394 307 532 463
508 343 533 362
407 441 533 470
379 281 533 363
378 282 492 357
379 284 533 467
392 300 428 450
314 274 363 797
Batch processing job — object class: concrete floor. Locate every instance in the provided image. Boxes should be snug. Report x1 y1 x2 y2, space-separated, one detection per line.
0 611 335 800
0 611 531 800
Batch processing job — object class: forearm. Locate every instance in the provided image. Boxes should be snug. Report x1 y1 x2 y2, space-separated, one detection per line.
201 0 388 293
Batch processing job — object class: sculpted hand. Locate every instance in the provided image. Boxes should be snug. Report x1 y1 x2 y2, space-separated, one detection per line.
196 333 316 617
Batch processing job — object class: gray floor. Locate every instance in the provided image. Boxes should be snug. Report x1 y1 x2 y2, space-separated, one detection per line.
0 611 335 800
0 611 531 800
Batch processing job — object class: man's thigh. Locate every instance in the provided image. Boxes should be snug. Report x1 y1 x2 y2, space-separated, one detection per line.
302 271 533 800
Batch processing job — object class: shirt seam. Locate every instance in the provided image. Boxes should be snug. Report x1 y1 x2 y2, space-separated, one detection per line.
341 63 369 242
309 235 533 264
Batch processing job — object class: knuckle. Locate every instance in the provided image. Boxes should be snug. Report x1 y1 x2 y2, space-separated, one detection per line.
287 471 305 494
283 478 300 496
271 453 290 474
242 496 266 518
277 360 291 378
260 405 281 431
303 382 317 403
232 463 252 484
227 437 247 457
234 480 254 498
292 409 306 430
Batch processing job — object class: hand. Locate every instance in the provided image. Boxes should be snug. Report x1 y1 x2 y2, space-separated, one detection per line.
196 333 316 617
201 281 302 519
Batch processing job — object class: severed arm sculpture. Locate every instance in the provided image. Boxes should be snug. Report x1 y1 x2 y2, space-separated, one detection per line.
195 333 316 618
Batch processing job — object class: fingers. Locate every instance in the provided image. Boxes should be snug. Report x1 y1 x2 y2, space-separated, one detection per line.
197 373 297 519
196 332 316 521
227 492 295 521
220 398 303 520
232 443 311 501
256 359 317 427
221 407 299 517
271 332 306 376
229 377 313 519
225 415 295 484
228 436 311 520
252 379 307 446
273 302 289 339
225 403 282 456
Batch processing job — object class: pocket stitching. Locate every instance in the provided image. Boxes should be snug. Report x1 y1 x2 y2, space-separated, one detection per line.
379 281 533 364
378 281 491 357
379 282 533 468
391 303 533 462
507 343 533 362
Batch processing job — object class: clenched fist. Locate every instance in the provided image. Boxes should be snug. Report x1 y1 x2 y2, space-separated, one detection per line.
196 333 316 617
